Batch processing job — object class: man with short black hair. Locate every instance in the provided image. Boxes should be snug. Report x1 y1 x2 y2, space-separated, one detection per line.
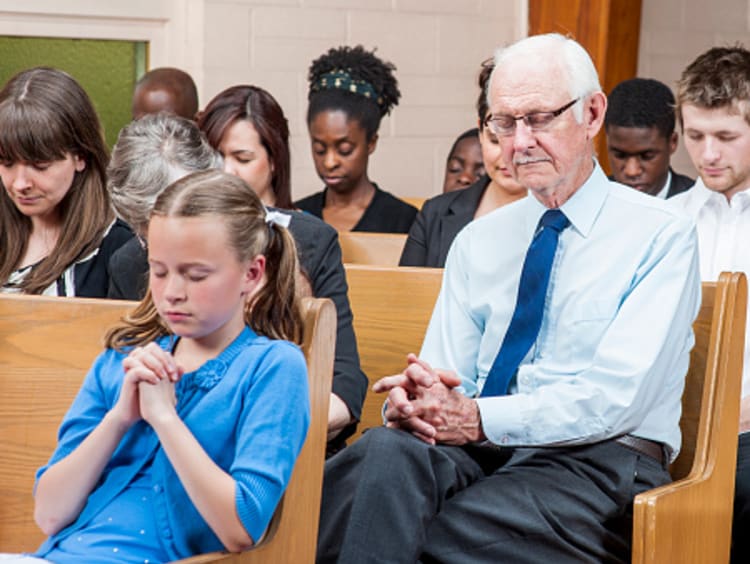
605 77 693 198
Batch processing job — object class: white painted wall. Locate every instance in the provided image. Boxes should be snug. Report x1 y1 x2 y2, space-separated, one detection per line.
637 0 750 179
11 1 747 197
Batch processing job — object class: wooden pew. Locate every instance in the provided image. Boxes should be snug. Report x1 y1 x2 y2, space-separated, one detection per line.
345 265 746 562
0 294 335 564
338 232 407 266
632 272 747 563
402 196 426 210
344 264 443 438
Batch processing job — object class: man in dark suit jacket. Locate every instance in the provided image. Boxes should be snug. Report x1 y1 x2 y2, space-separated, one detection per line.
605 77 694 198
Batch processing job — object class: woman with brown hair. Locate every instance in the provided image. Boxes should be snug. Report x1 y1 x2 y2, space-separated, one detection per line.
0 67 133 296
198 85 292 209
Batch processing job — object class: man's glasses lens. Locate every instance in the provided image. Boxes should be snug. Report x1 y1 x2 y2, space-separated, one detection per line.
488 98 579 136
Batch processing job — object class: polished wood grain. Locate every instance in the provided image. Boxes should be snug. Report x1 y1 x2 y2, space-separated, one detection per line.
0 294 336 564
344 264 443 440
338 232 408 267
0 295 134 552
632 272 746 564
401 196 426 211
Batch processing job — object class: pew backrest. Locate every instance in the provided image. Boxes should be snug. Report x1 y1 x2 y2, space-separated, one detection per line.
338 232 408 266
0 294 336 564
632 272 746 563
344 264 443 439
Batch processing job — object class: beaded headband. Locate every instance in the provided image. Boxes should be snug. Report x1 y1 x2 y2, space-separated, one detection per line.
311 69 384 108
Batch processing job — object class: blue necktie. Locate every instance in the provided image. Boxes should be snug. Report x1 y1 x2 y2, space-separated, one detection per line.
480 209 570 397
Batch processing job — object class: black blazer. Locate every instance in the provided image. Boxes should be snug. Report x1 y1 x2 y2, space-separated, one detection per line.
399 176 489 268
667 168 694 198
108 209 368 451
606 168 694 199
75 219 134 297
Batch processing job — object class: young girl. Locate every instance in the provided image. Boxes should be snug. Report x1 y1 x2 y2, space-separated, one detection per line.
110 111 365 453
295 45 418 233
0 67 133 296
29 170 310 563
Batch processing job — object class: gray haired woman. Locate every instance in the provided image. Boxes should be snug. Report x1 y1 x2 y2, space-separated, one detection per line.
107 114 220 299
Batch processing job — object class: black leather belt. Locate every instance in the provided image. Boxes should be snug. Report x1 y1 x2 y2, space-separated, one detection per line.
615 435 667 467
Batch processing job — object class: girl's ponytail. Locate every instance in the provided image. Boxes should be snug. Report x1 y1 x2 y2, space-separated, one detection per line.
248 221 303 344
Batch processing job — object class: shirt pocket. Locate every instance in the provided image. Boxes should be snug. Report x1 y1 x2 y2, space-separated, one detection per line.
555 299 618 363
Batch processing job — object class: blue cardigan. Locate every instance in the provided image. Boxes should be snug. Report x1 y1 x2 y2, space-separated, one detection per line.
35 327 309 561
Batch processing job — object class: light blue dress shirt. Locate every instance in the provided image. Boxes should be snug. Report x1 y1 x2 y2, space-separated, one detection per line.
420 163 701 459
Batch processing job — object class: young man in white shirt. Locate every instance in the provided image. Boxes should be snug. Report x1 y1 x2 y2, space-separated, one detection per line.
669 45 750 564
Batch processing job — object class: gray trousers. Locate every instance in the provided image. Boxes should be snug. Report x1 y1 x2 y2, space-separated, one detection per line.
317 427 670 564
732 432 750 563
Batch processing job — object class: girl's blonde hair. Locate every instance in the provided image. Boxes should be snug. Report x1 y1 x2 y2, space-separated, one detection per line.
105 170 302 349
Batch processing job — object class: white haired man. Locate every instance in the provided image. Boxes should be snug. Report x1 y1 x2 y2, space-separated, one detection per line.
317 33 700 563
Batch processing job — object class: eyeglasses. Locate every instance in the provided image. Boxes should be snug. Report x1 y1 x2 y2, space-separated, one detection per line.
486 98 580 137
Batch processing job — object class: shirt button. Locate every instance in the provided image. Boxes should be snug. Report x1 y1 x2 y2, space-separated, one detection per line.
153 484 162 493
163 528 173 539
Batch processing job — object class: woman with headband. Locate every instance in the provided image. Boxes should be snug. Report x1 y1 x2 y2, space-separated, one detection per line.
295 45 417 233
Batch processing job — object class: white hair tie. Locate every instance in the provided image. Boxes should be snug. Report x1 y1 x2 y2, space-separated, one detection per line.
264 208 292 228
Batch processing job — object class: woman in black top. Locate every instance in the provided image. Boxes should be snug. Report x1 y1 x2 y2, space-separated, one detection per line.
296 45 417 233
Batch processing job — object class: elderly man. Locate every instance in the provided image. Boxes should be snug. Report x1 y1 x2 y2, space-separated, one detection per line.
317 33 700 563
668 45 750 563
131 67 199 120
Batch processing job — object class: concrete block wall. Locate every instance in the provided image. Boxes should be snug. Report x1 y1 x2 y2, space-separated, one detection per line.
201 0 524 201
7 0 748 200
637 0 750 179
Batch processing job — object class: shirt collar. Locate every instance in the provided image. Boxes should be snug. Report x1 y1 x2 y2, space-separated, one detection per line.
156 325 257 380
654 170 671 200
523 160 607 238
560 160 607 238
688 176 750 211
688 177 719 210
